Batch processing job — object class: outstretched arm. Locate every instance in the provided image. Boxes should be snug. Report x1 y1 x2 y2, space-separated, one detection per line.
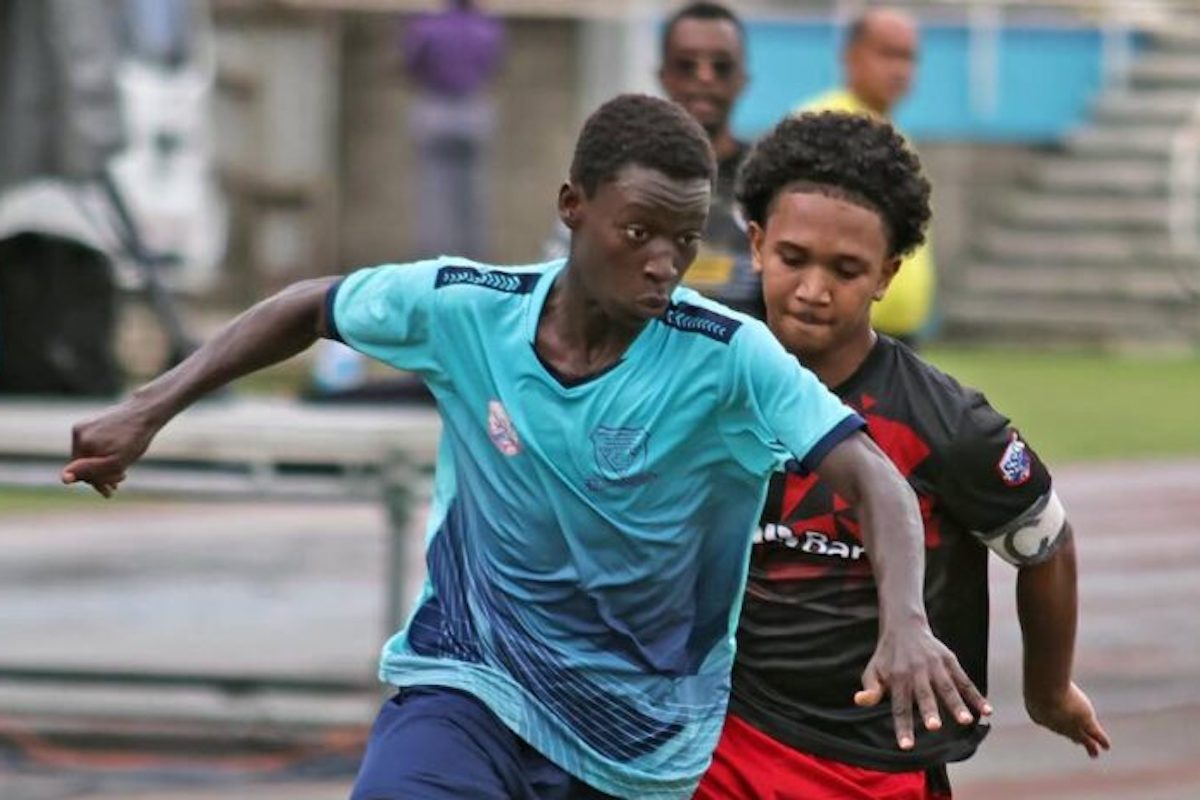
1017 524 1111 757
62 277 337 496
815 431 991 750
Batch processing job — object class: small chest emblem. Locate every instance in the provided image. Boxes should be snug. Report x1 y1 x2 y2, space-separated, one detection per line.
591 426 648 480
487 400 521 456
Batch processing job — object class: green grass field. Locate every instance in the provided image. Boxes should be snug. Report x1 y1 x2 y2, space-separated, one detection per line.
924 346 1200 464
0 486 175 515
0 486 102 514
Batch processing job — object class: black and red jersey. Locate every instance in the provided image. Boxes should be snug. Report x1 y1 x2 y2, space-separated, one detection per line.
730 335 1054 772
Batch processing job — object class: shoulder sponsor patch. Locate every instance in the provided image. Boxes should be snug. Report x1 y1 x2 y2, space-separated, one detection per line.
660 302 742 344
435 265 539 295
996 431 1032 487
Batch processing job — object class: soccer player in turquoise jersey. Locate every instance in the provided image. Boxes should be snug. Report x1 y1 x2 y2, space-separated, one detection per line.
63 95 987 800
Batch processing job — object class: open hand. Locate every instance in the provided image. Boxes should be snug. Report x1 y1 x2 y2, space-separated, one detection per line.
855 623 993 750
1026 681 1110 758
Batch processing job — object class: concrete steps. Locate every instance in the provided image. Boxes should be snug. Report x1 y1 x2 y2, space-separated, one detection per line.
1129 52 1200 88
946 23 1200 347
942 293 1199 347
974 227 1182 265
1068 125 1177 159
1093 90 1200 125
960 261 1191 303
994 192 1169 231
1026 157 1170 196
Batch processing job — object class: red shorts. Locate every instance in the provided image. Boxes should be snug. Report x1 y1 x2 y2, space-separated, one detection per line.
694 714 952 800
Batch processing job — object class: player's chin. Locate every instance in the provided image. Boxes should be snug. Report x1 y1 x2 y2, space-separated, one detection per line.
777 317 835 356
630 296 670 321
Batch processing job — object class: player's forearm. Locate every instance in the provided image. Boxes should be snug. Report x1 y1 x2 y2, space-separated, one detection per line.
1018 524 1079 705
857 456 928 631
818 433 928 630
130 277 336 426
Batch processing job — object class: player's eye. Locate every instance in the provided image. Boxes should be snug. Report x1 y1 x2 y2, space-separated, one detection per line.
835 260 867 280
624 225 650 244
678 231 703 249
670 57 699 76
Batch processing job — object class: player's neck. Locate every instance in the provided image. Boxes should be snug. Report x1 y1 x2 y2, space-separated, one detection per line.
536 272 644 376
849 85 891 118
710 129 740 162
803 328 877 389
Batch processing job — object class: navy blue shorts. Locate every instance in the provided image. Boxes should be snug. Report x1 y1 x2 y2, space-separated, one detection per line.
350 686 616 800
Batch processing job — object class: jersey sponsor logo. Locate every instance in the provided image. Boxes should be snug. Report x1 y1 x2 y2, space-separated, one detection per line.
434 265 539 294
660 302 742 344
587 426 655 490
487 400 522 456
754 523 867 561
756 406 940 582
997 431 1032 486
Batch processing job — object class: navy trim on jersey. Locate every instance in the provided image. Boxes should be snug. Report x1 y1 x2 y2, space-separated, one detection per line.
660 302 742 344
435 265 540 294
791 414 866 475
533 347 624 389
324 278 345 342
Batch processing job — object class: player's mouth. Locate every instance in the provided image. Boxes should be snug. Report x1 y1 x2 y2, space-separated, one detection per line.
684 95 724 117
640 295 671 314
788 310 835 328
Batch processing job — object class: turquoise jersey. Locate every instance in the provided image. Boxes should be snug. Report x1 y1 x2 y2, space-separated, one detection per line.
328 257 863 799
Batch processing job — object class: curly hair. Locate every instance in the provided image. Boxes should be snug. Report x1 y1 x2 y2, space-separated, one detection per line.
736 112 931 258
569 94 716 198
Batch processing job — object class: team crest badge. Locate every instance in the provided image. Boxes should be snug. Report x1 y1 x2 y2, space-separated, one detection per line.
997 431 1032 486
487 400 521 456
591 426 648 480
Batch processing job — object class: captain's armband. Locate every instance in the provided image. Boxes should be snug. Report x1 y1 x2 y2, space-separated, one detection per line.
972 490 1067 566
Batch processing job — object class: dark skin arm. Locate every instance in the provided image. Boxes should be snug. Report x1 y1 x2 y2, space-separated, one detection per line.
815 431 992 750
1017 525 1111 757
62 278 336 495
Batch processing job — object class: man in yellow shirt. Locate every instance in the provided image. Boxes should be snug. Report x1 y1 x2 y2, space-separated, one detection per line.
802 7 934 347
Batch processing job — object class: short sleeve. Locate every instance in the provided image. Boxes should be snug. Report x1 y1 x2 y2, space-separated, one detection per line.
720 321 863 476
325 260 445 380
937 393 1053 536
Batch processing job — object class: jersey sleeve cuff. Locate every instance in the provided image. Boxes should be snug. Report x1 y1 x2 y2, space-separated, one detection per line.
323 278 346 342
788 413 867 475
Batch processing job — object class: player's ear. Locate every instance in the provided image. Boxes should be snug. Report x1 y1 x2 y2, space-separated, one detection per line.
747 221 766 274
875 256 902 301
558 182 584 231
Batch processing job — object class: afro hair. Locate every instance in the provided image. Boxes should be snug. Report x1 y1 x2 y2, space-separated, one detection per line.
736 111 931 259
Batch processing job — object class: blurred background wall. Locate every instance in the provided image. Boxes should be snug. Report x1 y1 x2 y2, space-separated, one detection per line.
202 0 1200 352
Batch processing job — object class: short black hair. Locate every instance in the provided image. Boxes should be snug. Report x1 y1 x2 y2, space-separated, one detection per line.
661 1 746 60
737 112 931 259
569 93 716 197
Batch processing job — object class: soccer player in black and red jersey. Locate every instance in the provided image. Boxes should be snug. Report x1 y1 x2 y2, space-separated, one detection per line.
694 112 1111 799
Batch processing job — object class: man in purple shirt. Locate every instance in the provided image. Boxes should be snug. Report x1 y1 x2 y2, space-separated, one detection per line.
402 0 504 259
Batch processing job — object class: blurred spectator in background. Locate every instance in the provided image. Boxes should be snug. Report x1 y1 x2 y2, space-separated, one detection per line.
659 1 762 319
309 0 505 400
0 0 125 396
802 7 935 348
402 0 505 260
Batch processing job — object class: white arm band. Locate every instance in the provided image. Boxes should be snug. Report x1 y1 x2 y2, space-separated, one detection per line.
973 490 1067 566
